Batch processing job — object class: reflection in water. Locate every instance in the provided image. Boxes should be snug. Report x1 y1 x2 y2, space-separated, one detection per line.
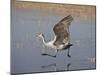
41 63 56 69
40 57 96 72
41 62 71 71
67 63 71 71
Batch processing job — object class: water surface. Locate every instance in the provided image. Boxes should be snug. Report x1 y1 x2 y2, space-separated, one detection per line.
11 6 96 74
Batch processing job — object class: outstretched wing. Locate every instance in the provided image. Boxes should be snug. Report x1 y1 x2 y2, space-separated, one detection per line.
53 15 73 46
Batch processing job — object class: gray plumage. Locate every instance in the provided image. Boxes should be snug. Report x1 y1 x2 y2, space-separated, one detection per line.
53 15 73 47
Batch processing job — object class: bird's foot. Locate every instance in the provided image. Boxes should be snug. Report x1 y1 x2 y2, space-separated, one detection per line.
41 53 48 55
67 54 71 58
46 54 56 58
41 53 56 58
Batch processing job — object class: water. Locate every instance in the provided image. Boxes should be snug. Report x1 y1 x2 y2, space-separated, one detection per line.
11 8 96 74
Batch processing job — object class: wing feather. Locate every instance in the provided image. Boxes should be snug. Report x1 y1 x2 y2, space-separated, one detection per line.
53 15 73 46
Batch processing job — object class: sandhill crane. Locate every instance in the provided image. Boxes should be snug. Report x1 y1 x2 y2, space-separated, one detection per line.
36 15 73 57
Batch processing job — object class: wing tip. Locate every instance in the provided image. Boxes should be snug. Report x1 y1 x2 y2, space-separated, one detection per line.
60 15 74 22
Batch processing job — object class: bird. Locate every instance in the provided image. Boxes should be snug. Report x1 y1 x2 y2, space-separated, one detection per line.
36 15 73 57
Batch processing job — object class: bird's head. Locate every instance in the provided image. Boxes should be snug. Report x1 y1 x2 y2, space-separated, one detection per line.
36 33 44 38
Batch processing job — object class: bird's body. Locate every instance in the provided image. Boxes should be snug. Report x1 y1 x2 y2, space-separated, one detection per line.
45 39 65 50
36 15 73 57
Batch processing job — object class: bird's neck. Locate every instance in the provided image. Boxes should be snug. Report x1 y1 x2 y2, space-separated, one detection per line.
40 35 47 45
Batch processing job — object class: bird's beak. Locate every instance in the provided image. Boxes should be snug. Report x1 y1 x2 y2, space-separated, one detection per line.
35 33 41 37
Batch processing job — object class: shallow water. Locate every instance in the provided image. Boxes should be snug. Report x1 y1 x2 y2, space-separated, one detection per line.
11 8 96 74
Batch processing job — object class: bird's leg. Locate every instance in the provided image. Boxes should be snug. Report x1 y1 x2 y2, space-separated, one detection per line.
54 49 59 57
41 45 48 55
67 47 71 58
49 49 57 57
47 49 58 58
